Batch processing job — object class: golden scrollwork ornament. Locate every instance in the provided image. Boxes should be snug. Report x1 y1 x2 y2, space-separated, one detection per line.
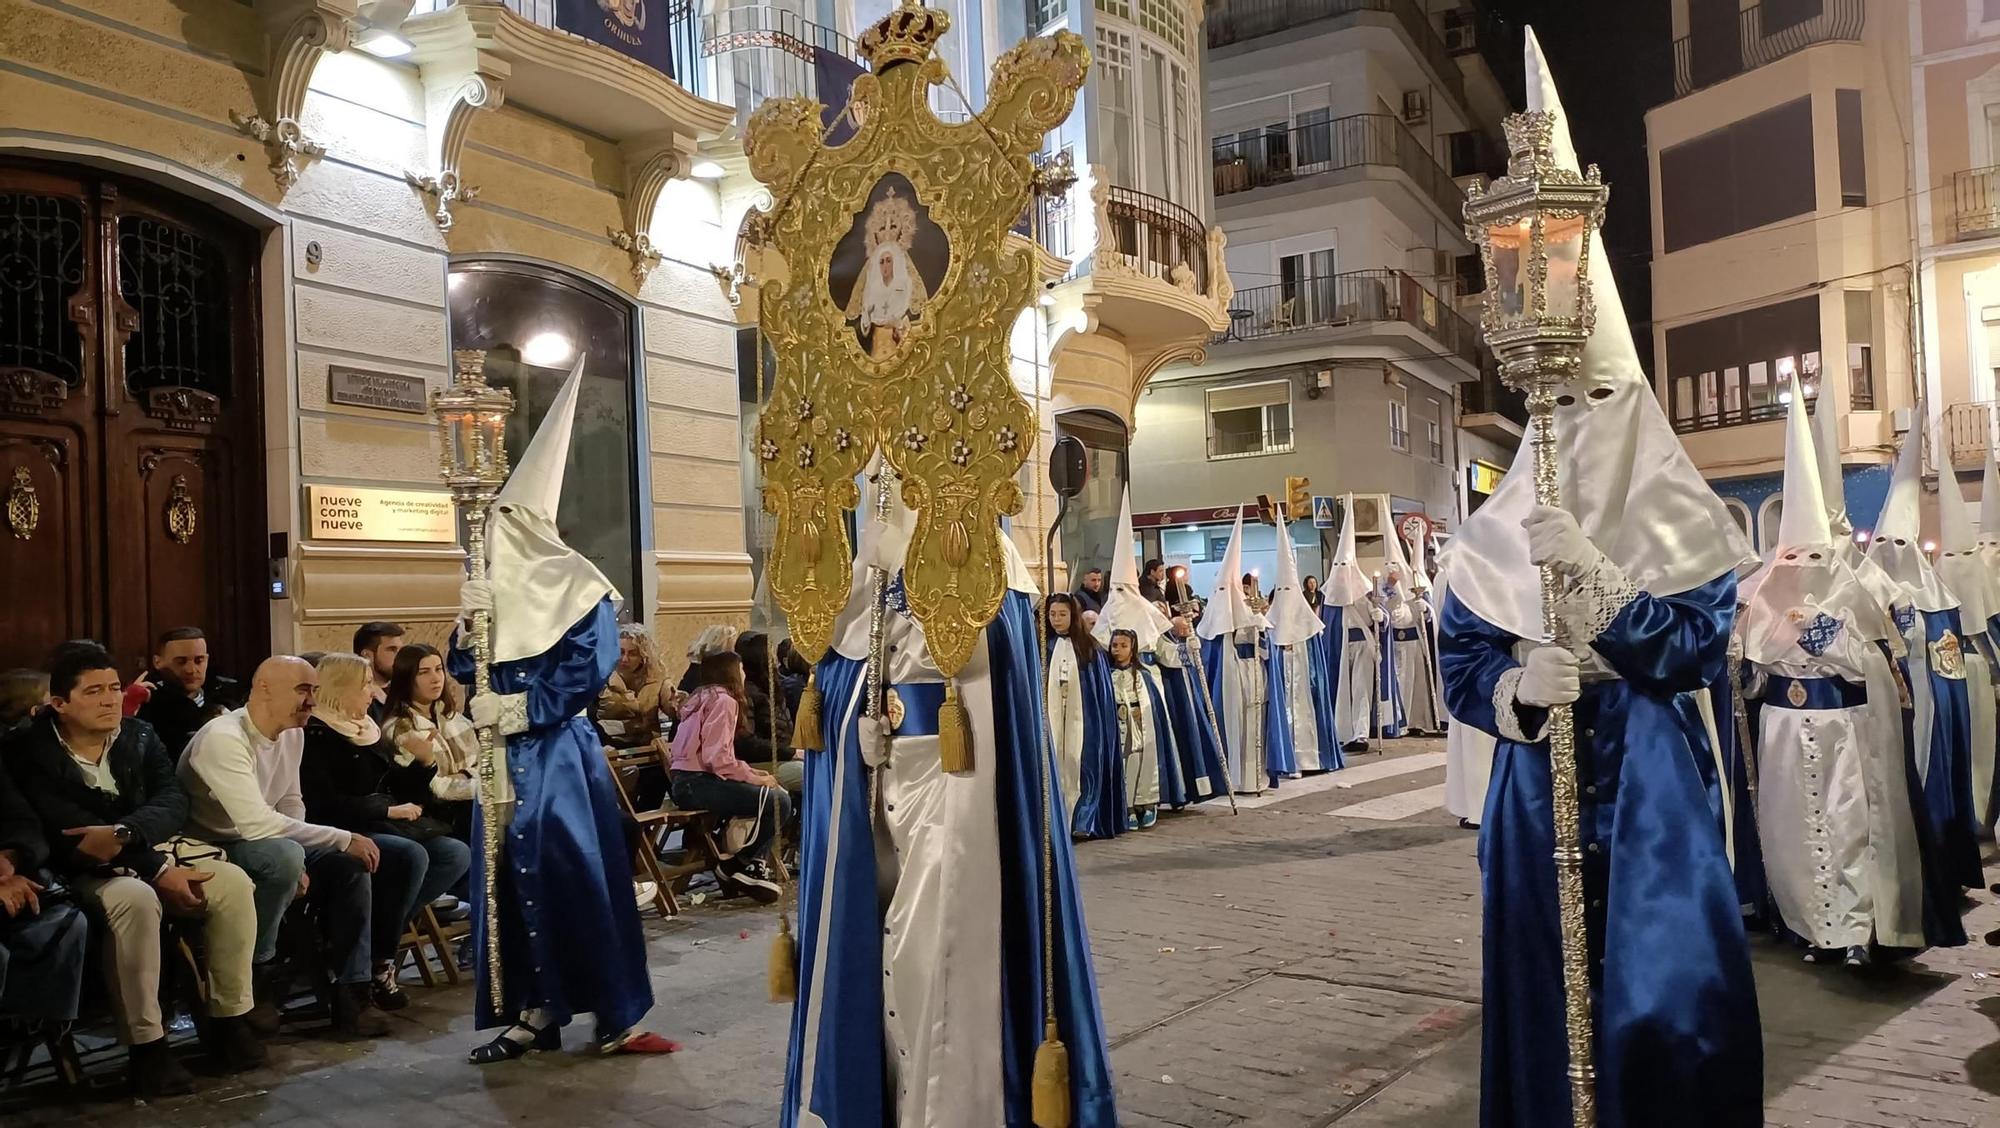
5 466 37 541
745 0 1089 677
166 474 197 544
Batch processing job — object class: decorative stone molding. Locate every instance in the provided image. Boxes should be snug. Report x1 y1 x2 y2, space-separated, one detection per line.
609 228 665 284
612 140 691 283
236 0 359 191
405 64 508 232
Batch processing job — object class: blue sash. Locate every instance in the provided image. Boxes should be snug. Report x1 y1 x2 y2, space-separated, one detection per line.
892 682 948 736
1763 675 1865 712
1347 627 1369 643
1393 627 1420 642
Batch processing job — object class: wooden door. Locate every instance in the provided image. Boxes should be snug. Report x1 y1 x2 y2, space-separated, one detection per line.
0 161 265 678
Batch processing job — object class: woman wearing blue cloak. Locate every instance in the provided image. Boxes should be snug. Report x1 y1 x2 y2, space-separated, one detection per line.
783 464 1117 1127
1437 32 1762 1128
453 359 661 1063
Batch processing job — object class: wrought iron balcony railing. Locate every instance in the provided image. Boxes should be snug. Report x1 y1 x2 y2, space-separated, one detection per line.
1099 185 1212 297
700 4 857 122
1207 0 1466 110
1671 0 1864 99
414 0 713 97
1218 272 1478 366
1212 113 1465 223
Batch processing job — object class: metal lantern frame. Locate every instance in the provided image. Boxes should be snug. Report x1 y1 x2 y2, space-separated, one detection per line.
429 348 515 1011
1462 108 1610 1128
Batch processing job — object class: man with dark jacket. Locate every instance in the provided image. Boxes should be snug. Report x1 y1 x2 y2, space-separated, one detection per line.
0 762 88 1079
127 627 238 757
10 642 264 1098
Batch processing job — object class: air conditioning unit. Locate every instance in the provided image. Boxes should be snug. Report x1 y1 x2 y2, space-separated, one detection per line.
1402 90 1429 125
1443 23 1475 52
1313 369 1334 390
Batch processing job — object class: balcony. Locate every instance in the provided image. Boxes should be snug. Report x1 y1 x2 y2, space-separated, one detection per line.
1951 167 2000 242
1216 272 1479 370
699 5 857 129
1671 0 1864 100
1459 358 1526 445
1212 114 1465 226
1207 0 1466 111
1943 401 1997 471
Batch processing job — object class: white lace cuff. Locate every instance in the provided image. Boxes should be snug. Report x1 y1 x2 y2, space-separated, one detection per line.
1568 554 1639 646
493 692 530 737
1492 666 1551 744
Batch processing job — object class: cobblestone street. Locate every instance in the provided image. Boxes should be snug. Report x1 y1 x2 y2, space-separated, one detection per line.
9 740 2000 1126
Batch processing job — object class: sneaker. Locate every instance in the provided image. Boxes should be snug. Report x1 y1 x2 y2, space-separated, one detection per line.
727 860 782 905
1124 811 1139 832
633 879 659 909
429 894 461 913
331 982 393 1037
128 1037 195 1099
208 1014 268 1072
1138 807 1158 830
371 964 409 1012
434 901 472 924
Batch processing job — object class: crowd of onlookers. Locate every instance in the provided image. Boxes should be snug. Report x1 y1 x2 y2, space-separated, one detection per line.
0 614 819 1101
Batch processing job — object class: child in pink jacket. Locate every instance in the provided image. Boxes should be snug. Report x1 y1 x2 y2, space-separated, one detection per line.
667 651 788 902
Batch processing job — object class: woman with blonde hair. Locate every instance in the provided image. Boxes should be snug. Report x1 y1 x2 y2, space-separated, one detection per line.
300 651 471 1011
601 623 672 750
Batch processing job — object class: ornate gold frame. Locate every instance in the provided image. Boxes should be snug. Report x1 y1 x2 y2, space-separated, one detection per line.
745 4 1088 676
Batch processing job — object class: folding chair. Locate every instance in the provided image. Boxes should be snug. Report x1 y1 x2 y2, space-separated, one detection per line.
395 905 466 987
605 745 704 917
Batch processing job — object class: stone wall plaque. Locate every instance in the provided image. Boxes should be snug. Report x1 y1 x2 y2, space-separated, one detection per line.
305 485 455 543
328 366 428 414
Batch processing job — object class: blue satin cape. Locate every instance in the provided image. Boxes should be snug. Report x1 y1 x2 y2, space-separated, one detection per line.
781 591 1117 1127
1877 639 1971 949
1064 644 1126 839
452 598 652 1035
1200 635 1292 790
1376 593 1406 738
1137 656 1189 809
1301 625 1343 772
1440 574 1762 1128
1158 640 1232 803
1916 609 1982 888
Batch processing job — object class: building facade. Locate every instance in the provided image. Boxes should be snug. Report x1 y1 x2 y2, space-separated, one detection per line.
0 0 754 675
1124 0 1521 589
1645 0 1917 551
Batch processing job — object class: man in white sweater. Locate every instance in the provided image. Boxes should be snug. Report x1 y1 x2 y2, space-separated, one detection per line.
179 656 389 1036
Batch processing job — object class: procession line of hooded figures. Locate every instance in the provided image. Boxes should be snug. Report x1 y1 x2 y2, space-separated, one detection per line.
428 30 2000 1128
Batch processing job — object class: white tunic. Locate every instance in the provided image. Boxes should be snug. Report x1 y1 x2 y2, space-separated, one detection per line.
1046 638 1086 831
1221 626 1268 794
1443 718 1496 823
1280 643 1319 776
1389 594 1441 734
1111 664 1160 809
1334 601 1379 746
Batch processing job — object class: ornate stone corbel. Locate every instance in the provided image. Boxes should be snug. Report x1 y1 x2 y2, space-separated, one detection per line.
406 62 507 232
609 228 665 284
235 0 358 190
611 140 691 284
1208 225 1235 312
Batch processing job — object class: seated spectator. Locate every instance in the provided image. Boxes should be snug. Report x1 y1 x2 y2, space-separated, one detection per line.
735 632 800 797
352 623 406 720
600 624 672 750
179 656 390 1037
677 624 739 694
125 627 237 757
379 644 479 840
0 668 48 733
0 759 88 1085
10 643 264 1097
774 639 810 723
299 653 470 1012
668 652 788 904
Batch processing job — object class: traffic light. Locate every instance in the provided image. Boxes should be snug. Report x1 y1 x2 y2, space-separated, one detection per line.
1255 493 1278 526
1284 475 1311 522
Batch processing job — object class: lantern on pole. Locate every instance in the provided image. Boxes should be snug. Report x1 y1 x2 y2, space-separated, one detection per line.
1463 109 1610 1128
429 348 515 1011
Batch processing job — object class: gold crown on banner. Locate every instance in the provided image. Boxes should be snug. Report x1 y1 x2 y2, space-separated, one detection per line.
857 0 951 70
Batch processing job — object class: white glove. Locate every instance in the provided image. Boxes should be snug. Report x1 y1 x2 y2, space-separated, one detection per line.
459 577 495 618
1373 607 1387 625
1522 506 1598 577
857 714 890 767
469 691 502 730
1515 646 1581 708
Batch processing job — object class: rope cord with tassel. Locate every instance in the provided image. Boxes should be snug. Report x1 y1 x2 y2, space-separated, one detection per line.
750 318 799 1003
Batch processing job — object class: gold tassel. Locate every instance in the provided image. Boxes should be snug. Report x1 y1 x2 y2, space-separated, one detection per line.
1031 1018 1072 1128
937 680 972 774
795 673 823 751
769 912 798 1002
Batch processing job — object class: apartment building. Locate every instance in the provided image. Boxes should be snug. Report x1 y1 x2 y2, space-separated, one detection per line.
1125 0 1521 588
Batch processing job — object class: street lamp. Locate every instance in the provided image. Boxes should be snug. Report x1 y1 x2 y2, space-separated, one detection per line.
1464 109 1610 1128
429 348 515 1011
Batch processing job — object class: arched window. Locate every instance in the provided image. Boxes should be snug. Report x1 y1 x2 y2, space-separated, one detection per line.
1756 495 1784 553
447 260 645 612
1722 497 1753 547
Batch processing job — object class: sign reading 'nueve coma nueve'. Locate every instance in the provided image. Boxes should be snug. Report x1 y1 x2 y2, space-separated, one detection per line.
305 486 456 543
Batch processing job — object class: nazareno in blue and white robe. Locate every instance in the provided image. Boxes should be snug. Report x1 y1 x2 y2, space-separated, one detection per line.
783 574 1117 1127
1203 626 1293 792
1155 633 1231 803
1441 573 1762 1128
1294 600 1342 772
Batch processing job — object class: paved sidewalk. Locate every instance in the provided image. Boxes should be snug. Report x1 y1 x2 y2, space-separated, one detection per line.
8 739 1999 1125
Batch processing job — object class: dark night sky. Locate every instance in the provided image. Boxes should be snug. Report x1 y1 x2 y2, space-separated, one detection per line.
1482 1 1671 365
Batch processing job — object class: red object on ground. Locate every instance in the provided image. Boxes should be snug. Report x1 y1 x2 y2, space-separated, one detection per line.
614 1032 681 1055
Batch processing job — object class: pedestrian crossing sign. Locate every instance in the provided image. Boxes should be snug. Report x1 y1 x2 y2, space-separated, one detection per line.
1311 495 1338 529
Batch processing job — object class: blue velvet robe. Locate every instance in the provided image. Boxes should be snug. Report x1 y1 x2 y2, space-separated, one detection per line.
1301 616 1343 772
1877 639 1970 950
1910 608 1983 889
1065 645 1126 839
1440 575 1762 1128
452 598 652 1035
782 591 1117 1128
1159 638 1233 803
1138 656 1190 809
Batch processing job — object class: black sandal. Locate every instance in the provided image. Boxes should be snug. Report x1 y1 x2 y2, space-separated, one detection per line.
467 1022 561 1064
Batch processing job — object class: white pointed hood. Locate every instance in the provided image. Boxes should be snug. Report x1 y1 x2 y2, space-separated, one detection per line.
1443 29 1754 642
1407 522 1435 595
1811 383 1905 616
485 357 616 663
1380 512 1416 600
1935 429 1993 631
1741 376 1881 659
1265 512 1325 646
1093 488 1172 650
1323 494 1372 607
1980 435 2000 589
1867 410 1958 612
1196 507 1263 640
